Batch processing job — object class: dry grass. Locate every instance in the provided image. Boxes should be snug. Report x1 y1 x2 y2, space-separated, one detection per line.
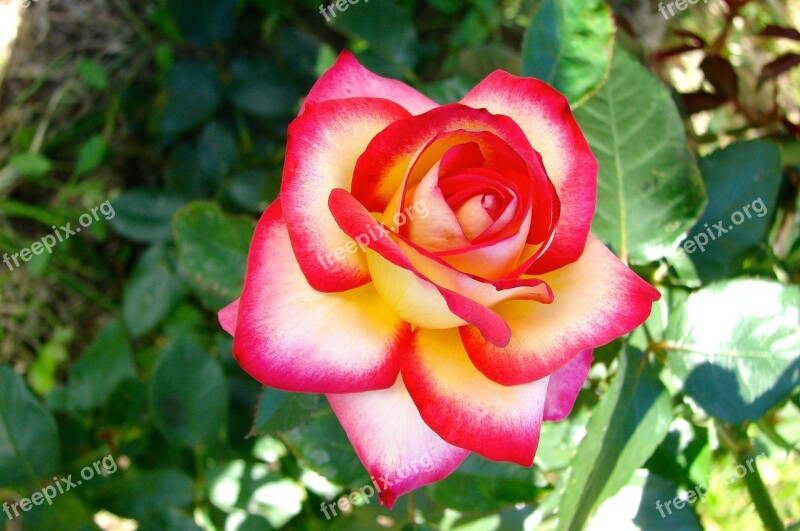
0 0 141 368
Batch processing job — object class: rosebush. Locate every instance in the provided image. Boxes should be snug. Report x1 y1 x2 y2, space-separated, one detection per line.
1 0 799 530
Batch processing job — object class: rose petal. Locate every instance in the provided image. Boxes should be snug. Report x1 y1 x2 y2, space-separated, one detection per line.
351 105 552 232
302 50 438 116
543 350 593 422
282 97 411 292
396 235 552 308
327 377 469 509
461 71 597 273
430 210 531 279
405 161 471 251
233 200 411 393
461 235 660 386
328 188 516 347
402 328 549 465
218 299 239 336
439 142 485 175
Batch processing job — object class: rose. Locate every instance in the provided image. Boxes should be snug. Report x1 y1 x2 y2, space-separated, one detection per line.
219 51 660 507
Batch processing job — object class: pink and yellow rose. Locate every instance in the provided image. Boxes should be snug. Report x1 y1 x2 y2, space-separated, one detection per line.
219 51 660 507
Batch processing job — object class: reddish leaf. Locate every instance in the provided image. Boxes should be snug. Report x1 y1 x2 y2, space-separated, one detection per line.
724 0 753 9
615 15 637 40
783 117 800 138
681 91 729 114
652 44 704 62
758 54 800 86
759 24 800 41
701 55 738 98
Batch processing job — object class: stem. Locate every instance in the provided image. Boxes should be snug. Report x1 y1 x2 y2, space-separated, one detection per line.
194 443 206 506
757 418 799 454
717 422 785 531
407 491 415 528
737 449 785 531
709 3 737 55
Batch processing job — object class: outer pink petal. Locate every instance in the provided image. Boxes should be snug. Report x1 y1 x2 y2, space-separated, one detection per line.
543 350 593 422
402 328 549 466
460 71 597 274
461 235 660 386
327 377 469 508
282 97 411 293
233 200 411 393
302 50 438 116
218 299 239 336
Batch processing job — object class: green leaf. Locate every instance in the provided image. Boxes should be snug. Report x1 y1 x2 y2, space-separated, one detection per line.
419 76 475 105
75 135 108 176
574 49 706 264
93 469 194 521
166 0 238 46
155 44 175 71
557 348 672 530
9 152 52 178
282 410 368 487
110 188 188 243
223 169 272 213
150 335 227 447
166 142 216 199
665 279 800 422
681 140 782 282
161 61 223 135
251 390 326 435
77 58 109 91
329 0 417 74
67 319 136 412
428 0 462 13
24 492 97 530
173 202 256 302
230 58 302 118
197 122 239 185
522 0 614 106
456 44 521 79
28 327 73 396
592 470 702 529
137 509 203 531
535 407 590 472
427 454 537 512
122 245 188 338
0 366 60 484
252 388 289 432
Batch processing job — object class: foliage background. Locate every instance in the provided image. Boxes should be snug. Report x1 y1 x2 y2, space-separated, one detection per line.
1 0 799 529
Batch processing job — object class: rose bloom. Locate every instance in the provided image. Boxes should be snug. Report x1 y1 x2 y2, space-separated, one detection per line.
220 51 660 507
